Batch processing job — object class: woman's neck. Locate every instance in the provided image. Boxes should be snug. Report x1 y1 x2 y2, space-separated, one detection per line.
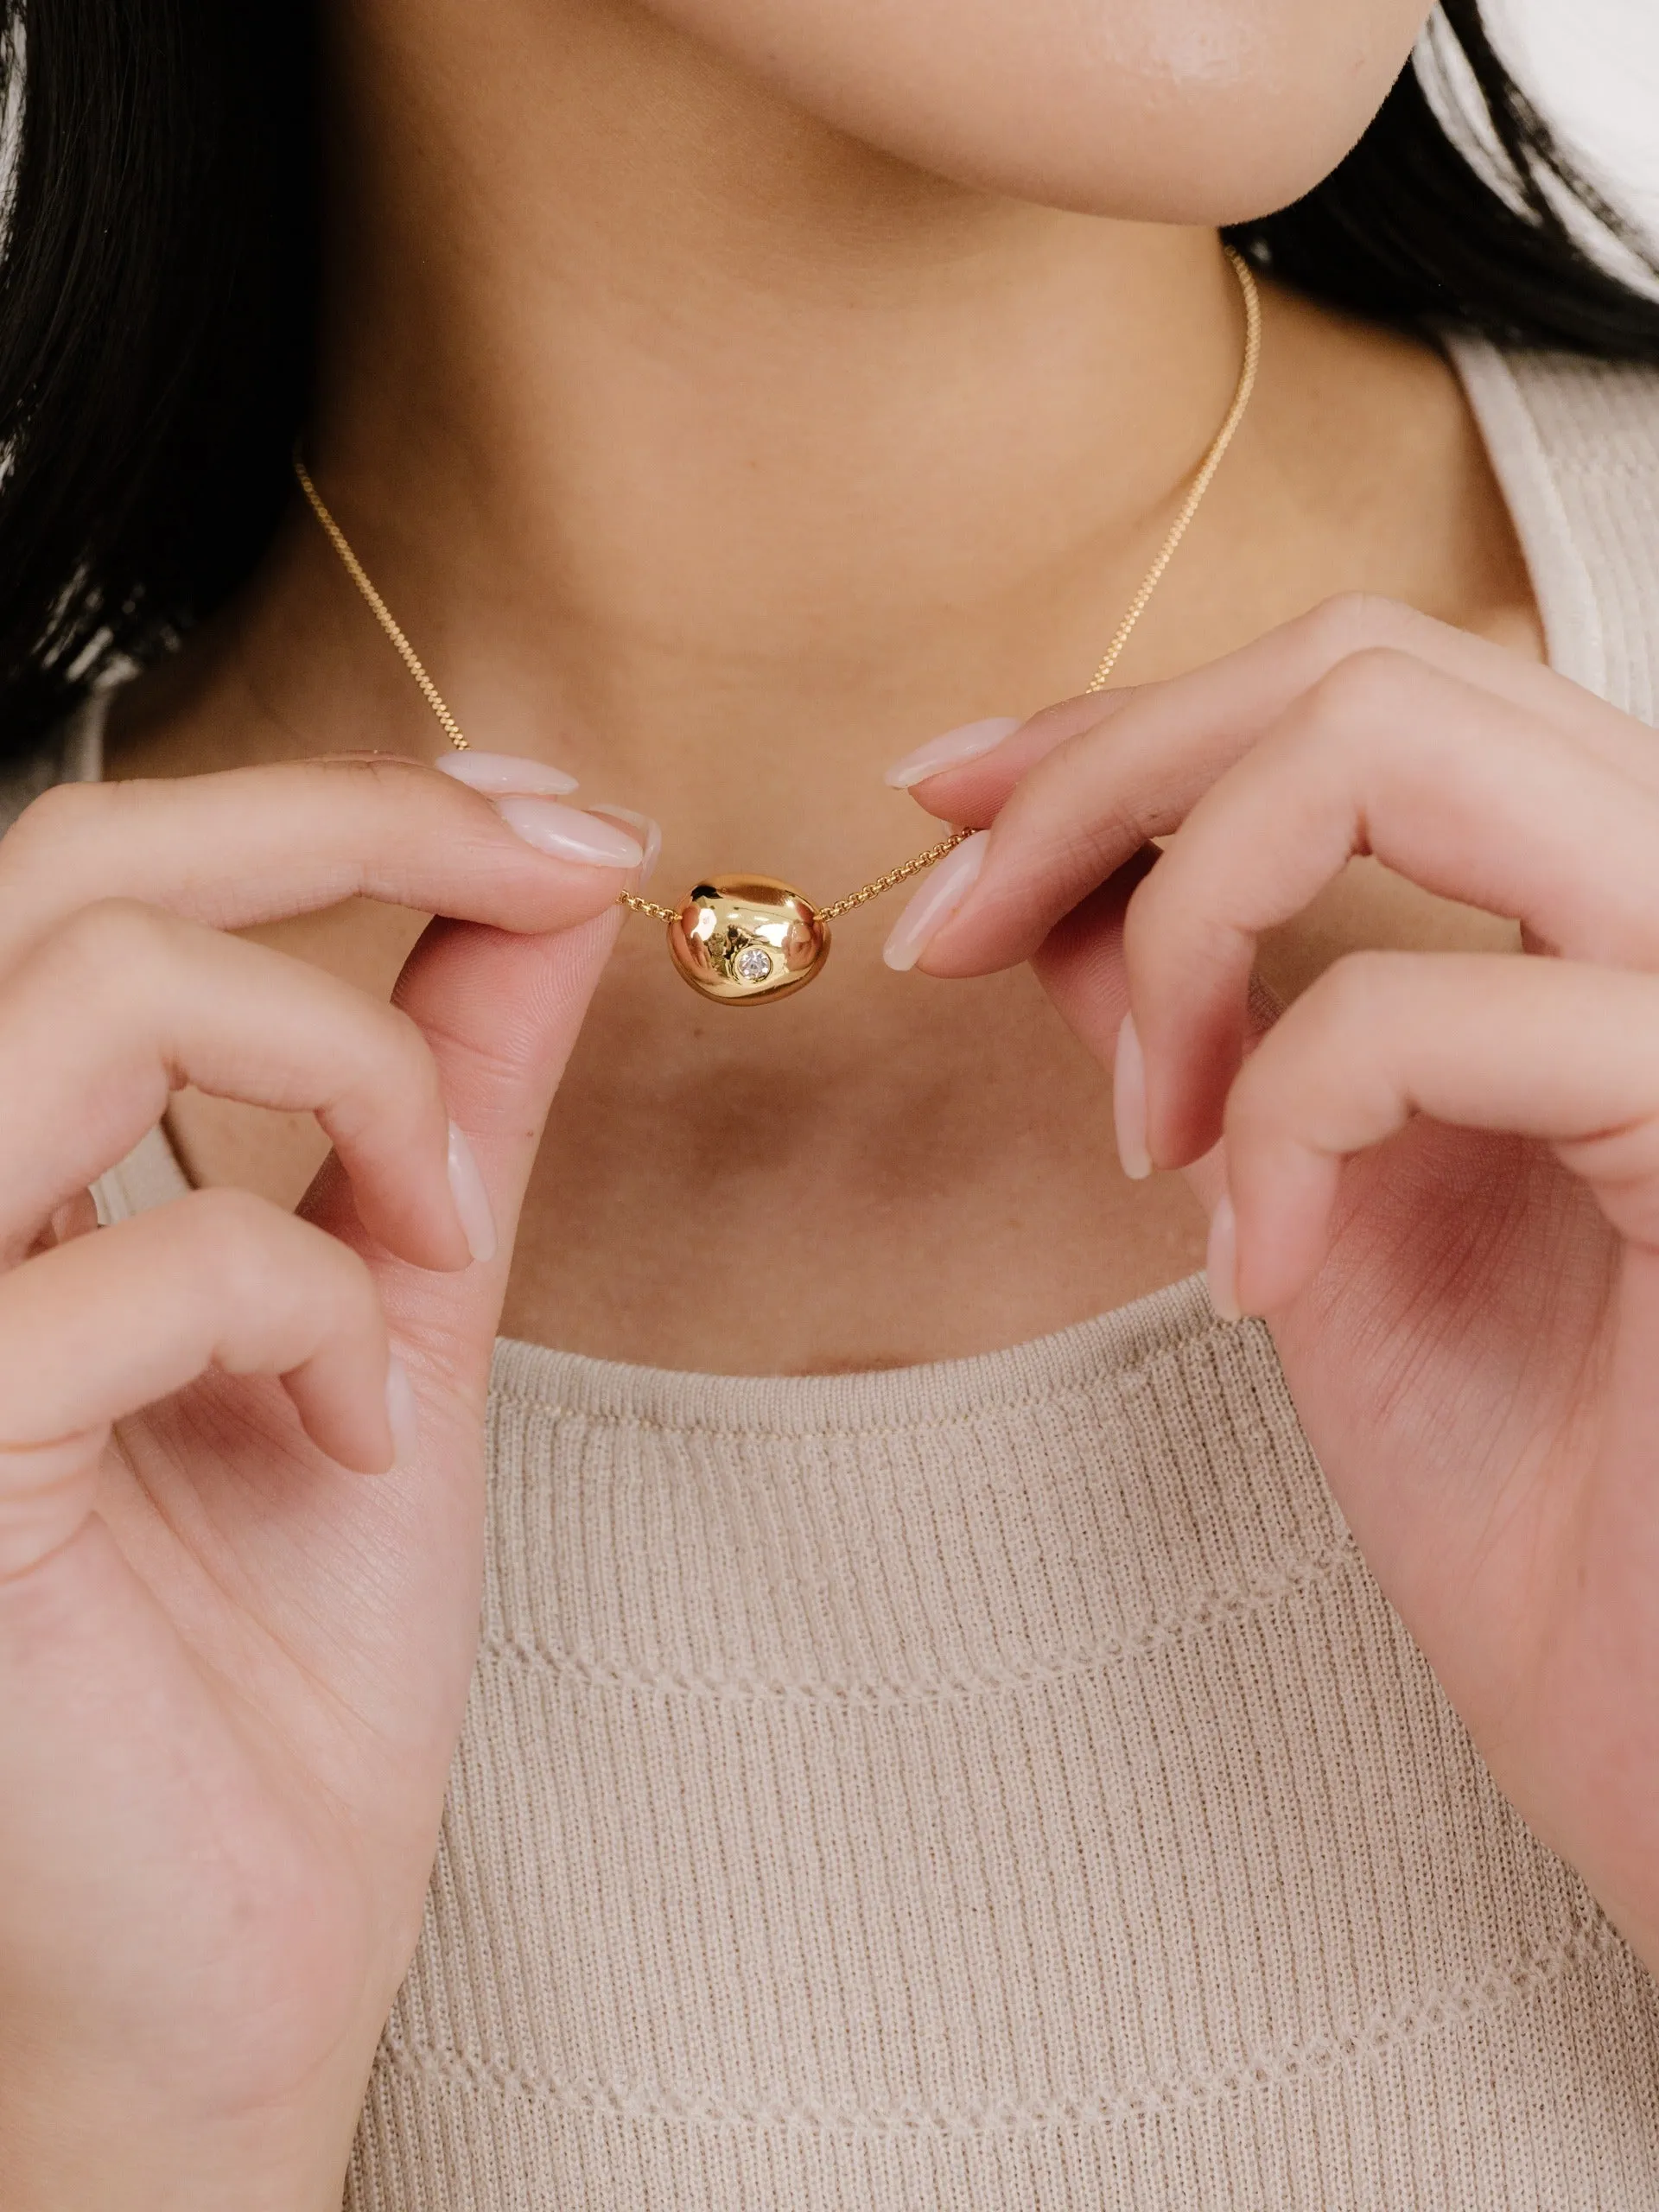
144 0 1256 883
117 0 1546 1370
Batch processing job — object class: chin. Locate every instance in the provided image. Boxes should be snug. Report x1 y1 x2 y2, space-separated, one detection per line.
646 0 1432 221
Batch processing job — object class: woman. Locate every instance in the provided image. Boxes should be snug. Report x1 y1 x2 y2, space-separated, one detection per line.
2 0 1659 2202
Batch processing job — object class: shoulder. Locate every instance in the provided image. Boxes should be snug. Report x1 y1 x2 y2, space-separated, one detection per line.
1446 336 1659 717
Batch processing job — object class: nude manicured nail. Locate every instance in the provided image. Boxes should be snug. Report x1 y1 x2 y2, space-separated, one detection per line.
885 716 1022 790
588 804 663 887
447 1122 497 1264
385 1357 422 1465
881 830 988 972
493 796 645 868
1113 1014 1152 1181
1206 1194 1243 1324
434 750 580 796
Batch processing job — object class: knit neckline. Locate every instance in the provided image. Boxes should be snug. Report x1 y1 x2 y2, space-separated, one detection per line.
489 1271 1236 1436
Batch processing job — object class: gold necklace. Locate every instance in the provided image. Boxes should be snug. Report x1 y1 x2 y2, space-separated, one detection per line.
295 247 1259 1005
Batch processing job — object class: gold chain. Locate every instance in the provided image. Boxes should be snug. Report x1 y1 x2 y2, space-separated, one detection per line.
294 456 472 751
1084 246 1261 696
612 824 981 925
296 246 1258 919
614 889 689 922
817 828 979 918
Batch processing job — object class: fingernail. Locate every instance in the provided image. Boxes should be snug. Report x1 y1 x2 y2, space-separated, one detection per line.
447 1121 497 1264
1206 1194 1242 1323
1113 1014 1151 1180
588 804 662 887
882 830 989 972
494 796 645 868
435 750 580 796
385 1356 422 1465
885 716 1022 790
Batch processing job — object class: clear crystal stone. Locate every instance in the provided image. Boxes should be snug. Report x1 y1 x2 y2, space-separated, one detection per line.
733 945 774 984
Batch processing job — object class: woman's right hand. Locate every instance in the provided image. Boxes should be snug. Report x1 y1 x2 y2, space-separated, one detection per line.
0 753 645 2212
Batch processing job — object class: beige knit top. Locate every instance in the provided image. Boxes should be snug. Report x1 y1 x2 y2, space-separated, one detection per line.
22 336 1659 2209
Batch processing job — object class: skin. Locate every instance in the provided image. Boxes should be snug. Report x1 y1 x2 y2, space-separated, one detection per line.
118 0 1536 1370
3 0 1647 2202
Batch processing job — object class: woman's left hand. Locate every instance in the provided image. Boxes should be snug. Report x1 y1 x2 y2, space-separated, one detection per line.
898 594 1659 1975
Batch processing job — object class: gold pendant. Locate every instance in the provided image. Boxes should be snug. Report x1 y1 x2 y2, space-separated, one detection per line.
667 875 830 1004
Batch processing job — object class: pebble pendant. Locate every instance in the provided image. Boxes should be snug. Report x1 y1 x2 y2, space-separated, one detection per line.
667 875 831 1004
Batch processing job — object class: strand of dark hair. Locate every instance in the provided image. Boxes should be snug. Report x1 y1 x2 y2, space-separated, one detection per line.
0 0 316 754
1227 0 1659 353
0 0 1656 758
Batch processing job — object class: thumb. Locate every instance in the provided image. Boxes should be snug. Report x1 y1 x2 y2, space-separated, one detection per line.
302 906 621 1404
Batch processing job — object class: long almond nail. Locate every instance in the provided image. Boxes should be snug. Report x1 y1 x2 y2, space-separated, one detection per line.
882 830 988 972
494 796 645 868
885 716 1022 790
434 750 579 795
1113 1014 1151 1181
446 1122 497 1264
588 805 663 887
1206 1194 1242 1323
385 1357 422 1465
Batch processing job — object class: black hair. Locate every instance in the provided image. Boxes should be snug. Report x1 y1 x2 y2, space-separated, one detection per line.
0 1 317 753
0 0 1656 757
1227 3 1659 358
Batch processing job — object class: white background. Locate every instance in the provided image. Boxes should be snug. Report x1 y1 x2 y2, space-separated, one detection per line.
1500 0 1659 241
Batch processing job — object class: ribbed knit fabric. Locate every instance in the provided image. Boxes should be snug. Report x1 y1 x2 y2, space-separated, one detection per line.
24 338 1659 2206
346 1300 1659 2211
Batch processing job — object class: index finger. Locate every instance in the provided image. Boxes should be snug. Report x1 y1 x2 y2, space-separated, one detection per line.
0 753 646 969
904 594 1649 976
